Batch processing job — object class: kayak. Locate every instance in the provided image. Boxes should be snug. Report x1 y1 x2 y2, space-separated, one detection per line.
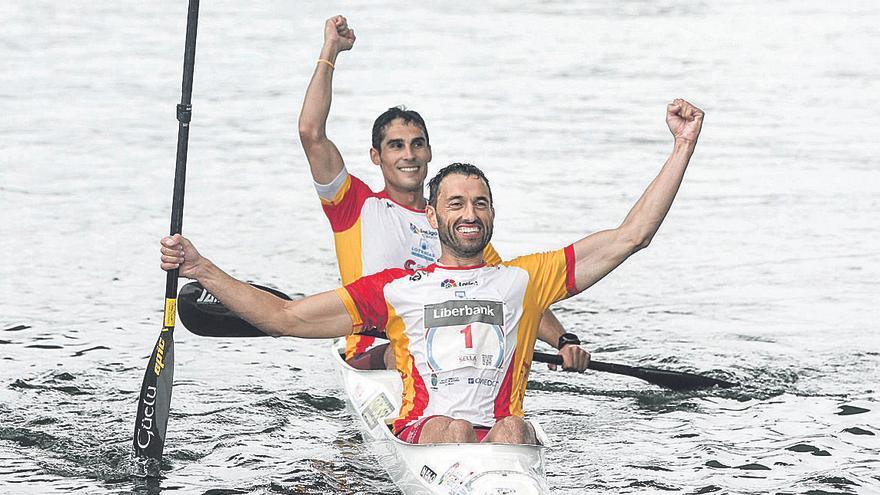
330 338 551 494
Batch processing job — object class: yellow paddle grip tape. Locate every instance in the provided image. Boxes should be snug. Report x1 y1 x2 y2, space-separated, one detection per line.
164 298 176 327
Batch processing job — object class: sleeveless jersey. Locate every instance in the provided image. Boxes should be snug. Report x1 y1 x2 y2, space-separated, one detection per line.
335 245 577 432
316 168 501 359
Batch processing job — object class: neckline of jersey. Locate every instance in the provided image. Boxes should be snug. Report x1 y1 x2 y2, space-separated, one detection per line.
432 261 487 271
377 190 427 213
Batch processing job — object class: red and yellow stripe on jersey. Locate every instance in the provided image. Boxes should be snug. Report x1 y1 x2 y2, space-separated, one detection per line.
334 245 577 432
316 169 501 360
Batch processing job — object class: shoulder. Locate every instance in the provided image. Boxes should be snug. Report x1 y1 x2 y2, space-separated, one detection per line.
501 247 567 270
362 266 414 285
320 170 385 231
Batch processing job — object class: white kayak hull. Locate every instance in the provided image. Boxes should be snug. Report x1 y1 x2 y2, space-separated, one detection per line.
331 339 551 494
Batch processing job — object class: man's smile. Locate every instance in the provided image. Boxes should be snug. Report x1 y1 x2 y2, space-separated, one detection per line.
455 222 483 239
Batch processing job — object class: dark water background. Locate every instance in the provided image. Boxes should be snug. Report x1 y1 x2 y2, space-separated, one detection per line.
2 1 878 493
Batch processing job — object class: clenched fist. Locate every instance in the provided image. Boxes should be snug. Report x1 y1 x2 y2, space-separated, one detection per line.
324 15 356 54
666 99 704 145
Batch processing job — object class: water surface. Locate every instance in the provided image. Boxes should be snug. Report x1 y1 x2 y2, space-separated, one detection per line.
1 1 878 493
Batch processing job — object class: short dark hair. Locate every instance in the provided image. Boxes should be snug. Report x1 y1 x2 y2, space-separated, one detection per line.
427 163 493 208
371 106 430 152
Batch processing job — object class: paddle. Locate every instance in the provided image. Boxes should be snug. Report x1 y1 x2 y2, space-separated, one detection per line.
176 282 737 390
131 0 200 477
530 353 735 390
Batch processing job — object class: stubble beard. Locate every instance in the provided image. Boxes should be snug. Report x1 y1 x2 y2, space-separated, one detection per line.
437 218 493 260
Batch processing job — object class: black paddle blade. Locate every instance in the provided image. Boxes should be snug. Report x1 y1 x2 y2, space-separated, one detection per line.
131 328 174 476
177 281 291 338
532 352 737 391
588 360 737 390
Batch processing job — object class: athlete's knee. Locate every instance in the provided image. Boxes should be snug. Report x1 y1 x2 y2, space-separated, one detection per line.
445 419 477 443
489 416 536 444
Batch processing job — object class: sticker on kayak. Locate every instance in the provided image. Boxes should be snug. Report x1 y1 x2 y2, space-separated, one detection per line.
420 465 437 483
361 393 395 430
437 461 474 489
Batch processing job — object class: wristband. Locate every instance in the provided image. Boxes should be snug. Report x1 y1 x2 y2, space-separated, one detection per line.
317 59 335 69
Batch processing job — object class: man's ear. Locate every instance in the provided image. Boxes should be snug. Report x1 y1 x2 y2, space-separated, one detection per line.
426 205 439 229
370 147 381 166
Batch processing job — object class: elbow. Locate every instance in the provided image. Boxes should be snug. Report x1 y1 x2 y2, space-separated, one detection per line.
262 319 291 337
260 301 303 338
297 123 325 148
633 233 653 253
258 320 287 338
617 226 653 255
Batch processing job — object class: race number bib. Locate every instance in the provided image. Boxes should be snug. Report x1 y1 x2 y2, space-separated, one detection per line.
423 300 505 372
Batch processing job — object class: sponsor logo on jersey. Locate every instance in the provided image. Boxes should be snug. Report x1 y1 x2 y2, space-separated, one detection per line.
410 242 435 262
467 377 498 387
409 271 423 282
385 201 395 208
441 279 478 289
409 223 439 239
429 373 461 389
425 300 503 327
454 290 466 299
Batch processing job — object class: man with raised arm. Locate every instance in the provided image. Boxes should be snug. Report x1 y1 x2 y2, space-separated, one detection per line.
161 99 704 444
297 15 587 371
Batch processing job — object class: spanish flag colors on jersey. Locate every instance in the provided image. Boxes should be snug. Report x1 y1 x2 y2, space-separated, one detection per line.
335 245 577 433
315 168 501 359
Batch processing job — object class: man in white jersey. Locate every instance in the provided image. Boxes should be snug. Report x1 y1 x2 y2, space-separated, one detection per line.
160 98 705 443
298 15 587 371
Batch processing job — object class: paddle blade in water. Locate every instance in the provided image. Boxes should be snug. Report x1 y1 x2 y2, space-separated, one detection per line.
131 327 174 476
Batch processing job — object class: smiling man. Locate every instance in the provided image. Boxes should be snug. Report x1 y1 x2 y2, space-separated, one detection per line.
298 15 587 371
159 96 706 444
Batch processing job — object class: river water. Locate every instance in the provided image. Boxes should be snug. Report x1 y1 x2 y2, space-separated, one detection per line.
1 1 878 494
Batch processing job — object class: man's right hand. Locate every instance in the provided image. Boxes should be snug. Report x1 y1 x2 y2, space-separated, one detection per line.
160 234 208 280
324 15 355 54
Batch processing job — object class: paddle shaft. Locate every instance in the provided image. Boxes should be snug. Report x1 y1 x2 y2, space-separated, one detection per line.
534 352 638 374
132 0 199 475
533 351 735 390
166 0 200 295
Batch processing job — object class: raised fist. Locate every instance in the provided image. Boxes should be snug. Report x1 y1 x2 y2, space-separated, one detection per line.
666 99 704 145
324 15 356 53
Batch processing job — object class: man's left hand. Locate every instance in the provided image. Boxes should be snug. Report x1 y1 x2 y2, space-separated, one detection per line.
548 345 590 372
666 98 704 145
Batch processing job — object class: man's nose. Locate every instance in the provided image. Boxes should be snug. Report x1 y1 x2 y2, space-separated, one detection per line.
461 202 477 221
402 144 415 160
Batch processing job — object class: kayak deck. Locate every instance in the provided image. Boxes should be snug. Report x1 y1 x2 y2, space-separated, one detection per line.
331 339 550 494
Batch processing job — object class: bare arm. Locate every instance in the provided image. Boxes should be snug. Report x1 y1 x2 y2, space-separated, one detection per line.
160 234 353 338
572 99 704 293
536 310 590 371
297 15 356 184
